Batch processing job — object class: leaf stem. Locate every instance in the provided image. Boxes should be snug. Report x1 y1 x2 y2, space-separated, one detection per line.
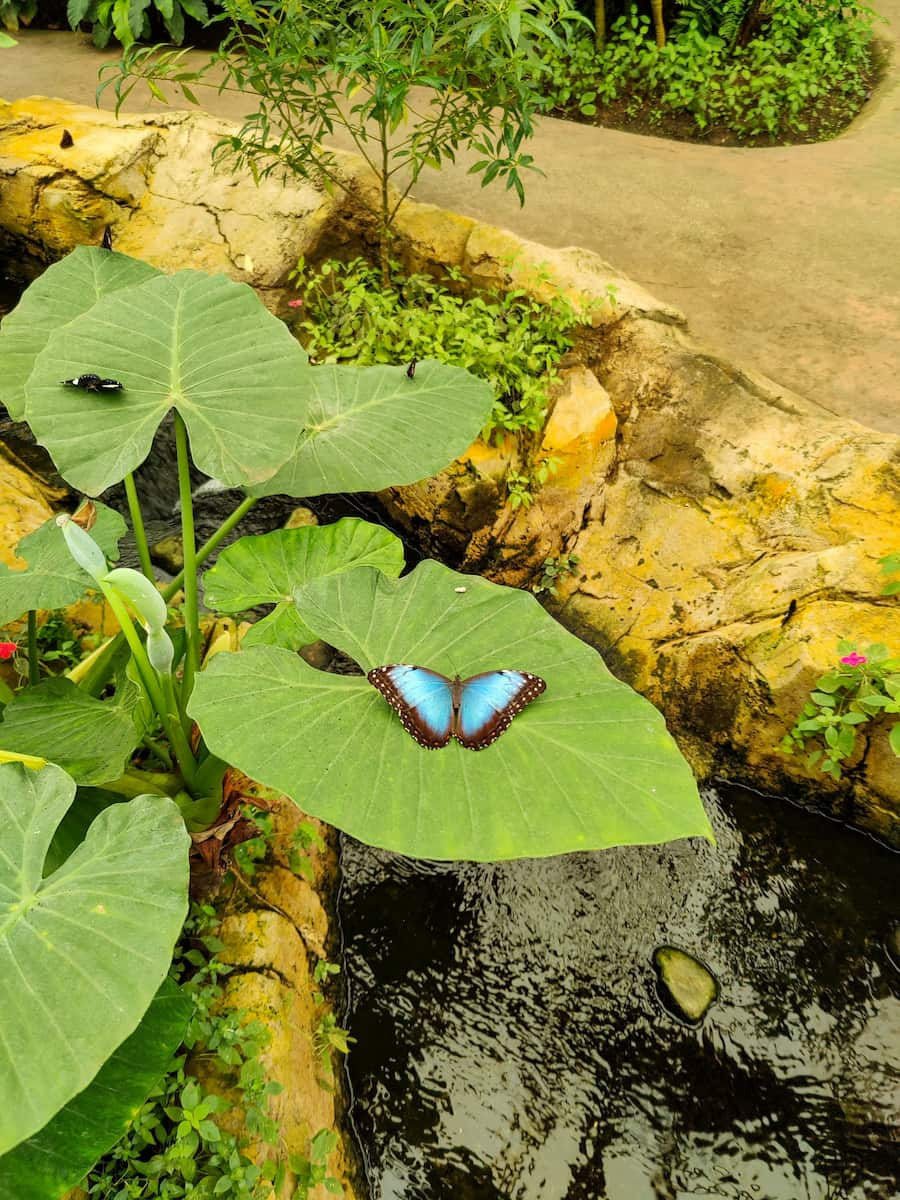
98 581 198 789
173 412 200 697
123 471 156 580
27 610 39 685
162 495 257 603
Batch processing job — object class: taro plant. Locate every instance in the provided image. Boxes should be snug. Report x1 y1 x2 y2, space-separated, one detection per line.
0 245 711 1191
99 0 586 284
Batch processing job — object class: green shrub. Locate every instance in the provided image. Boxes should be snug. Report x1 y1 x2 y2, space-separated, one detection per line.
68 0 208 48
541 0 876 140
289 257 585 437
0 0 35 32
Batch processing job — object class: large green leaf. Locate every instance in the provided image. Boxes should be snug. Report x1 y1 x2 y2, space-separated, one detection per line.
0 247 160 420
0 502 126 627
0 677 141 785
24 270 308 495
0 977 191 1200
189 561 712 861
203 517 406 650
248 360 493 497
0 762 189 1154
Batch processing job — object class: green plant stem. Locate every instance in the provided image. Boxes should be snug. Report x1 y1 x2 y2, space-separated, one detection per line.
0 676 14 704
72 495 258 701
99 582 198 789
27 610 39 685
123 471 156 580
142 733 174 771
173 412 201 695
102 767 184 799
162 495 257 603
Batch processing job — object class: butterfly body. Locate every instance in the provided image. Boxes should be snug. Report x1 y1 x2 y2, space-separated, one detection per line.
367 664 545 750
61 374 123 393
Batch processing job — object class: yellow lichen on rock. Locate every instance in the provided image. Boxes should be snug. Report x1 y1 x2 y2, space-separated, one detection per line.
0 453 57 568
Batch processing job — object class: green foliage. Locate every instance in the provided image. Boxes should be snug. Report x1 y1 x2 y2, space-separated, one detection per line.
533 552 580 597
879 551 900 596
290 257 581 436
0 243 709 1178
230 803 323 881
188 559 713 861
0 763 189 1156
67 0 209 49
541 0 875 141
0 677 142 784
0 246 160 422
290 1129 343 1199
0 0 35 32
203 518 405 651
101 0 585 281
0 979 192 1200
83 905 288 1200
29 613 82 672
780 641 900 779
672 0 753 44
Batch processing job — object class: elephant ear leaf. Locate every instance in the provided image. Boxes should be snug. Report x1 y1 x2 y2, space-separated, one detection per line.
203 518 406 650
0 246 160 420
0 977 191 1200
248 360 493 498
189 561 713 861
0 762 189 1156
25 270 309 495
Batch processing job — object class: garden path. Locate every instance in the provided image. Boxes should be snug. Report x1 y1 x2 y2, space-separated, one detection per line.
2 13 899 433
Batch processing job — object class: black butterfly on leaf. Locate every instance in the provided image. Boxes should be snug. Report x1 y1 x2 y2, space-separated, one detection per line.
60 374 124 393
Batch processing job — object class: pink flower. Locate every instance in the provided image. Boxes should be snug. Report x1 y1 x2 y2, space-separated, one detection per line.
287 299 304 308
840 652 867 667
0 641 17 660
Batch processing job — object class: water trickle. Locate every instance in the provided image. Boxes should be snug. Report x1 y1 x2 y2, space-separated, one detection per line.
340 785 900 1200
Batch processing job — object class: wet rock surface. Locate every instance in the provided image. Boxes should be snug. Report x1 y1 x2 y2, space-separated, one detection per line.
341 786 900 1200
652 946 718 1024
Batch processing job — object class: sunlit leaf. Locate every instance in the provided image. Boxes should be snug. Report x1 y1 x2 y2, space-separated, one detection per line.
203 518 405 650
0 763 189 1154
189 561 712 860
0 977 191 1200
25 270 308 494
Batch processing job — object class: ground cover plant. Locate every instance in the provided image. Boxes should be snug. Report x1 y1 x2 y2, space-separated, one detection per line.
288 256 588 439
0 246 712 1193
541 0 877 143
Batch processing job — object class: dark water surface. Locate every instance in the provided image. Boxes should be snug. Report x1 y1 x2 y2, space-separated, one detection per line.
340 787 900 1200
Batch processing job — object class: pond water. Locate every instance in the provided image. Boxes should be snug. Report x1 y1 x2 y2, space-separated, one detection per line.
340 786 900 1200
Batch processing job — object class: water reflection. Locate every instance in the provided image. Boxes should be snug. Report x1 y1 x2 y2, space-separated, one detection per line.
340 787 900 1199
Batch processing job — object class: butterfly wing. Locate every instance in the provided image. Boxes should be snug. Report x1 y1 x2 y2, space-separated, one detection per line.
455 670 546 750
367 665 455 749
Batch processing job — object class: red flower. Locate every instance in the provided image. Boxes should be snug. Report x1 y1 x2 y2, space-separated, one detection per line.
840 652 867 667
0 641 17 660
287 299 304 308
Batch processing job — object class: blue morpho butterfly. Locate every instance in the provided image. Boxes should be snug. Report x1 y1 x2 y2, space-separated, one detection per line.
367 664 546 751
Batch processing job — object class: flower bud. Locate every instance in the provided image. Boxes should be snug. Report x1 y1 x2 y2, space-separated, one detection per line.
102 568 168 633
146 627 175 677
57 513 108 582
